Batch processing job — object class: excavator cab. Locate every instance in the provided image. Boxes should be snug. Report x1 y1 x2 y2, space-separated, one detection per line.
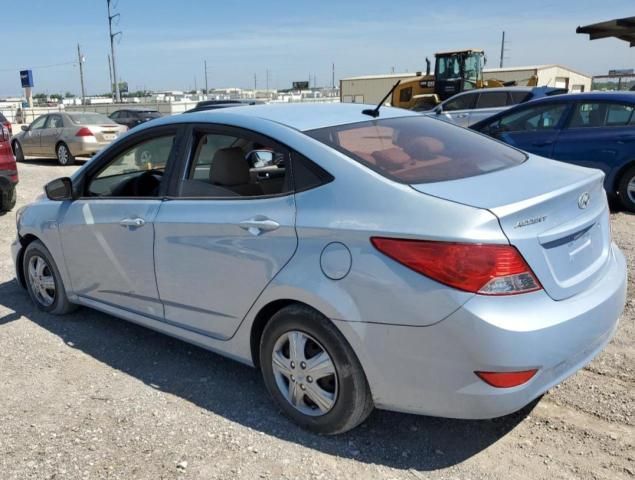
434 49 485 101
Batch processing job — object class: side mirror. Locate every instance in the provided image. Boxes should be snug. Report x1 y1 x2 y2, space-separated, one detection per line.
434 105 443 114
21 125 29 132
45 177 74 201
247 149 275 168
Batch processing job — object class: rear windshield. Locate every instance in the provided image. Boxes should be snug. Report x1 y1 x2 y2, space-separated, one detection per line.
68 113 116 125
306 116 526 184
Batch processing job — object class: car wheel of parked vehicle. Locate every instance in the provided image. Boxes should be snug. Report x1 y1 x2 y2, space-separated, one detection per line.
617 165 635 213
260 304 373 434
23 240 77 314
56 143 75 166
1 185 16 212
12 141 24 162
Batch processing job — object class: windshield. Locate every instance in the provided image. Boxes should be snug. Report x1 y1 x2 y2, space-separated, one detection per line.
68 113 116 125
436 55 462 80
306 116 526 184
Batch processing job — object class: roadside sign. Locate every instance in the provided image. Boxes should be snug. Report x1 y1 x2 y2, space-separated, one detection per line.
20 70 34 88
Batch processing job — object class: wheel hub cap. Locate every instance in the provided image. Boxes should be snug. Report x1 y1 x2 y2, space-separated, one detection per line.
27 255 56 307
271 330 338 416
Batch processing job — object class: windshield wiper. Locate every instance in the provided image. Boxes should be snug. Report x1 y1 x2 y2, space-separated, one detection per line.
362 80 401 118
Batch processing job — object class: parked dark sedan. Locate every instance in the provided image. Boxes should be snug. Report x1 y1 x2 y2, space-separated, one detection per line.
109 108 162 129
471 92 635 212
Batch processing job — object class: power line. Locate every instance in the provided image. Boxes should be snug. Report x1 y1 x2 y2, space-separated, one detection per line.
0 60 76 73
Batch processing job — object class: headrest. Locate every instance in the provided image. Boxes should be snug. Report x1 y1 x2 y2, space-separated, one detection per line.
210 147 250 186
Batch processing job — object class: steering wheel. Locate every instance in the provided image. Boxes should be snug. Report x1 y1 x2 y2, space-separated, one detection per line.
130 169 163 197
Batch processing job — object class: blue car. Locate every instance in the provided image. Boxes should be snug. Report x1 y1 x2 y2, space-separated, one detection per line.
471 92 635 212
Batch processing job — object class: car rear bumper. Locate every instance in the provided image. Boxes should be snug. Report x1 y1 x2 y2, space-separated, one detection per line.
334 242 627 419
66 138 114 157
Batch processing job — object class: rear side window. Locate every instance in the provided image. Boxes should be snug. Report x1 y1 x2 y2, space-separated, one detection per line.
0 113 7 123
306 116 526 184
476 92 508 109
606 104 634 126
508 91 532 105
567 102 635 128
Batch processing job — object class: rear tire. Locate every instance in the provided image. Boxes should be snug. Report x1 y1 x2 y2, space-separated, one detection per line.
260 305 373 434
617 165 635 213
12 141 24 162
56 142 75 166
0 185 16 212
23 240 77 315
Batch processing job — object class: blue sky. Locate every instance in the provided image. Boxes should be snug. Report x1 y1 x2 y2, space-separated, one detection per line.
1 0 633 96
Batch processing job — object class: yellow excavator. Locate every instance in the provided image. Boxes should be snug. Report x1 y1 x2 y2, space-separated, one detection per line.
391 49 538 110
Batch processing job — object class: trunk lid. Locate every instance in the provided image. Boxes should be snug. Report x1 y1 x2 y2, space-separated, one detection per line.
87 124 125 142
411 155 611 300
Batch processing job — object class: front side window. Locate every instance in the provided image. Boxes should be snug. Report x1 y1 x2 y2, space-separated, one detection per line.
47 115 64 128
491 103 568 132
180 131 290 197
399 87 413 103
86 135 175 197
307 116 526 184
30 115 48 130
443 93 476 111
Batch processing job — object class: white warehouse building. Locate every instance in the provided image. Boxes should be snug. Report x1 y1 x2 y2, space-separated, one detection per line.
483 64 592 92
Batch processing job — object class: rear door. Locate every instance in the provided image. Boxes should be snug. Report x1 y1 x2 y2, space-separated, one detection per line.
39 114 64 156
153 124 297 340
552 101 635 179
482 102 571 158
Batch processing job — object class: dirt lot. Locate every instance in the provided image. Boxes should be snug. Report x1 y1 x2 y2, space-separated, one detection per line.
0 160 633 480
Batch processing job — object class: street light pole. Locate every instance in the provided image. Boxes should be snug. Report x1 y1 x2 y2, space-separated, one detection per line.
204 60 208 94
107 0 122 103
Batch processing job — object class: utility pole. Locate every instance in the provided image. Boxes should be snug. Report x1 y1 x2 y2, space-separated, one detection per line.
332 62 335 90
266 69 269 93
107 54 114 101
77 44 86 104
254 73 257 91
107 0 122 102
204 60 208 94
499 31 506 68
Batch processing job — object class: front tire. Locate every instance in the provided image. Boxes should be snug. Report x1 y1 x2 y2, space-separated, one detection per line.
23 240 76 315
12 141 24 162
617 165 635 213
260 305 373 434
56 142 75 166
0 185 16 212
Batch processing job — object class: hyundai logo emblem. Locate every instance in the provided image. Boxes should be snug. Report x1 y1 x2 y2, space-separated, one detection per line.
578 192 590 209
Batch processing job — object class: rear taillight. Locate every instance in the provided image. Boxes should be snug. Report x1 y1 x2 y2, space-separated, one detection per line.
0 125 9 141
475 370 538 388
75 127 94 137
370 237 542 295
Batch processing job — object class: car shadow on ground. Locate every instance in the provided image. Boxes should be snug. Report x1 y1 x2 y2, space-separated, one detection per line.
0 279 536 472
20 157 89 167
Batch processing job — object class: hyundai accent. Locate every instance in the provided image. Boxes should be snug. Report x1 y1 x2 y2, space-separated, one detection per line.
13 103 627 434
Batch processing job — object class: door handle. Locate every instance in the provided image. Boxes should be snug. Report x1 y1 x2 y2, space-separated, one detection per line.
238 216 280 236
119 217 145 228
532 140 554 147
455 113 469 119
617 135 635 144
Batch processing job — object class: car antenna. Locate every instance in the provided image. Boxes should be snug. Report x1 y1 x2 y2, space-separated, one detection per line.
362 80 401 118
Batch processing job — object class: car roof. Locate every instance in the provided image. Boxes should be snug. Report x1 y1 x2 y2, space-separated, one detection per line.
172 103 418 131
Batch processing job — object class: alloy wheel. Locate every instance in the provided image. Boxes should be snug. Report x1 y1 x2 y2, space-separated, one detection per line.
57 145 69 165
27 255 56 307
271 330 338 416
627 175 635 204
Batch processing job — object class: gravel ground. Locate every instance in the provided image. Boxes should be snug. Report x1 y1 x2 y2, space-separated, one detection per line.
0 160 633 480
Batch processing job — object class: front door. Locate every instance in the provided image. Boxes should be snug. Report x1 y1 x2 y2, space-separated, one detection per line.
58 129 178 317
154 126 297 340
490 102 571 158
21 114 48 156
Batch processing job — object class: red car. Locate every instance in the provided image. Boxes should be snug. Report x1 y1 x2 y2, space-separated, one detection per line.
0 122 17 212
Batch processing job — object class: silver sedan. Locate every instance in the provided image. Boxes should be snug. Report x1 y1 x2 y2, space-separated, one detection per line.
12 112 127 165
12 104 627 434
